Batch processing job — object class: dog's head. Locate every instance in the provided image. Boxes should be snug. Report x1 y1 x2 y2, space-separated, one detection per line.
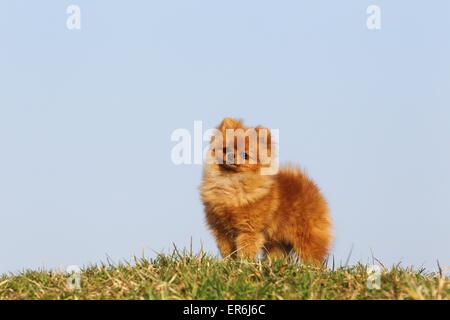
210 118 273 173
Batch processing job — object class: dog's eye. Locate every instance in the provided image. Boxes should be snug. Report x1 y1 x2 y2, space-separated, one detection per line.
240 152 249 160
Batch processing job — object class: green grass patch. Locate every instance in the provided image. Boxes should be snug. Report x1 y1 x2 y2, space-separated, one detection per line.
0 251 448 300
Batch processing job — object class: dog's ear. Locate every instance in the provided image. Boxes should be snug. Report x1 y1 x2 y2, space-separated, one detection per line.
218 118 243 133
256 126 272 156
256 126 271 143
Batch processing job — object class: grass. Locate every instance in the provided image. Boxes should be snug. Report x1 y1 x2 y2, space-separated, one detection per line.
0 250 448 300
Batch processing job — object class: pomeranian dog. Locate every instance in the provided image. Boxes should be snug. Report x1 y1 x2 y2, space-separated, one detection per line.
200 118 332 266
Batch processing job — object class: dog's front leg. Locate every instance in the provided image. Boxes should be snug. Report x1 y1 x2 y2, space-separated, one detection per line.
236 232 265 259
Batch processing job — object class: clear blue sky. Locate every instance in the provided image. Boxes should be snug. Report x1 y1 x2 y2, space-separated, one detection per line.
0 1 449 273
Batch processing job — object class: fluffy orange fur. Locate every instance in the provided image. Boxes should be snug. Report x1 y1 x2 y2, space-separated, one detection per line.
200 118 333 266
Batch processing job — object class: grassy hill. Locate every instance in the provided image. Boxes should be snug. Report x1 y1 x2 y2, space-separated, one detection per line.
0 251 448 300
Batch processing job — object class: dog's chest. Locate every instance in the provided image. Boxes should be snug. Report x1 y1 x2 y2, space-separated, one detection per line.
203 176 253 208
201 173 273 209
